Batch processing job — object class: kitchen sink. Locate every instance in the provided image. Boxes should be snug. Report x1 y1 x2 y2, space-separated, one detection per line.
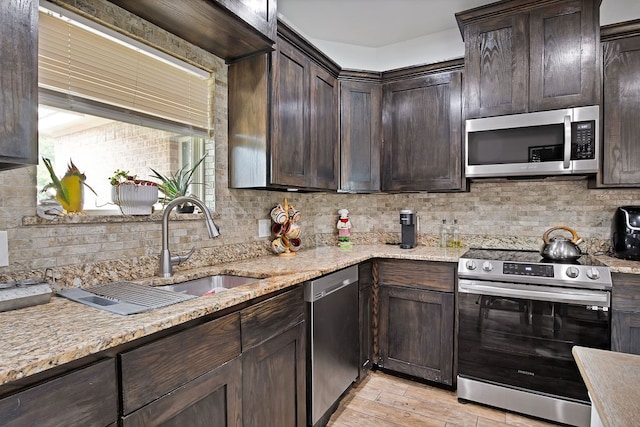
157 275 261 296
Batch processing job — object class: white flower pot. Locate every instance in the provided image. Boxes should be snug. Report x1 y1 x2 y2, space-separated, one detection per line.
111 184 158 215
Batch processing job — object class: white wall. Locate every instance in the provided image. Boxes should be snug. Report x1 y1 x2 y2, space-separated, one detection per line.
304 1 640 72
312 27 465 71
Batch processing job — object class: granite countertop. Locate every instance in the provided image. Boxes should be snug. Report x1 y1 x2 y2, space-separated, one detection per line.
572 346 640 427
597 254 640 274
0 244 465 386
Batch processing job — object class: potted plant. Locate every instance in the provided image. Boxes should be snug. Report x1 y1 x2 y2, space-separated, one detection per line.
150 155 206 213
109 169 158 215
41 158 97 214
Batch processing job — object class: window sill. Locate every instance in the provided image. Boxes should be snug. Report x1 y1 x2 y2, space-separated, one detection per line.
22 211 214 226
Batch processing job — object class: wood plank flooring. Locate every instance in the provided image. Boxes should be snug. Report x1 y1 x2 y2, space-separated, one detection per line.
327 371 560 427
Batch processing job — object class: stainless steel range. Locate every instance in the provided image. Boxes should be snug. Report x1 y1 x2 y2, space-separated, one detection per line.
457 249 612 427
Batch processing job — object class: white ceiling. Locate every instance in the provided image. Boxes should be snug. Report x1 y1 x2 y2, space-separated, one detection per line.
278 0 640 49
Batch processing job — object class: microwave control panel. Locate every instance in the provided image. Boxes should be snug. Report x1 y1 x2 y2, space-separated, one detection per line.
571 121 595 160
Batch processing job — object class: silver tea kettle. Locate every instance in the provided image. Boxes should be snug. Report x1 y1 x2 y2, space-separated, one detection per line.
540 226 584 261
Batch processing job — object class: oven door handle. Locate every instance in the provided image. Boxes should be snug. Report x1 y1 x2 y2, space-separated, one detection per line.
458 279 610 307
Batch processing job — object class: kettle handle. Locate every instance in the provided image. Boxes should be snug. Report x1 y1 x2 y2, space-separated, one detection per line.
543 225 581 244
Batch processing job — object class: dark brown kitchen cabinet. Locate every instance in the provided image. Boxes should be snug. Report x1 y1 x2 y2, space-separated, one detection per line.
457 0 600 119
272 38 339 189
597 21 640 187
122 357 242 426
120 312 241 416
229 21 340 190
241 287 306 427
105 0 276 61
359 261 374 379
0 0 38 170
381 67 463 192
0 358 117 427
611 273 640 354
339 77 382 192
377 260 455 385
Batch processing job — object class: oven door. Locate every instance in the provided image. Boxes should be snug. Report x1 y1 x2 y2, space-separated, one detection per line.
458 279 610 402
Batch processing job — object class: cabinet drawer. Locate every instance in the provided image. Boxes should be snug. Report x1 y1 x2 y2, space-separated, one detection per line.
378 259 455 292
0 358 117 427
120 312 241 414
241 286 305 350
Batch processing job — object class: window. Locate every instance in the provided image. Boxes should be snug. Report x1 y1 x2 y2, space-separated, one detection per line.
37 1 214 213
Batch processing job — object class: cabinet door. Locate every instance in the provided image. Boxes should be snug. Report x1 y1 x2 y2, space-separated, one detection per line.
612 311 640 355
382 71 463 192
611 272 640 354
0 359 117 427
242 322 306 427
271 39 310 188
601 35 640 186
0 0 38 170
464 14 529 118
378 286 454 385
122 357 242 427
340 80 382 192
358 261 374 379
309 64 339 190
529 0 599 111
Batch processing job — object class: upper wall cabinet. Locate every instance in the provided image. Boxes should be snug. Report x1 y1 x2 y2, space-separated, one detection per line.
339 74 382 193
228 21 340 190
105 0 276 61
0 0 38 170
381 62 465 192
457 0 601 119
594 20 640 187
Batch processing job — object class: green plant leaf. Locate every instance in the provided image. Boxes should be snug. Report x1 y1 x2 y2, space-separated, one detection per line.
41 157 70 205
149 154 207 204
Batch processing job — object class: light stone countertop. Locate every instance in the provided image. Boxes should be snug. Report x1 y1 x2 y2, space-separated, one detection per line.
573 346 640 427
596 254 640 274
0 244 465 386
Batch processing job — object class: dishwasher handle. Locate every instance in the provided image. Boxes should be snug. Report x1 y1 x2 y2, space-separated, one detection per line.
304 266 358 302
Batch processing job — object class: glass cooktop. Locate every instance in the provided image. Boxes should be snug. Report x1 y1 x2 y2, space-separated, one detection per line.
461 248 605 267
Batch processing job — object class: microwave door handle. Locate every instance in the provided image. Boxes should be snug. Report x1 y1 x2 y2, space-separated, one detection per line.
563 114 571 169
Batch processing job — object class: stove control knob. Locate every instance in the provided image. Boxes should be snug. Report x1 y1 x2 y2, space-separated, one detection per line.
586 267 600 280
482 261 493 272
566 266 580 279
465 260 477 271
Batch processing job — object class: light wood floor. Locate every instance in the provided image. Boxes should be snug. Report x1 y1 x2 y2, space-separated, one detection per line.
327 371 559 427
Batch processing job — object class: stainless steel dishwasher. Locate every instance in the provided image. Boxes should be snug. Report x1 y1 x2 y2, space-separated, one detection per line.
305 265 359 427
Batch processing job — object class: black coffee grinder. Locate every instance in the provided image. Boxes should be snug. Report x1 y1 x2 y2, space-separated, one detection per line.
399 210 417 249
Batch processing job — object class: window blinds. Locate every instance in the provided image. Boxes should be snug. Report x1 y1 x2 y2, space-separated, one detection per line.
38 9 213 134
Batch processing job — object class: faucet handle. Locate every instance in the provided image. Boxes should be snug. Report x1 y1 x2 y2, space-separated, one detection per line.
171 246 196 266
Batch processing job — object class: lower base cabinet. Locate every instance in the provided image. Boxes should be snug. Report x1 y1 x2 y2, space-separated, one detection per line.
377 260 455 386
611 273 640 354
241 286 306 426
242 322 306 427
0 358 117 427
122 357 242 426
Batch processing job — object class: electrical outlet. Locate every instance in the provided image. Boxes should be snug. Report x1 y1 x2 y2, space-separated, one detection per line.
258 219 271 238
0 231 8 267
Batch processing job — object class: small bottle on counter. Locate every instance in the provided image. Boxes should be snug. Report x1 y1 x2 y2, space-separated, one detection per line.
449 219 461 248
440 219 448 248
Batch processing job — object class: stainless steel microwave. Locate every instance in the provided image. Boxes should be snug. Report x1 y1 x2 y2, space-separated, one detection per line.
465 105 599 178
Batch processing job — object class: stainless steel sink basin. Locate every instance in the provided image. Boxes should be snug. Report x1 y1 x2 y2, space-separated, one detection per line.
157 275 261 296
